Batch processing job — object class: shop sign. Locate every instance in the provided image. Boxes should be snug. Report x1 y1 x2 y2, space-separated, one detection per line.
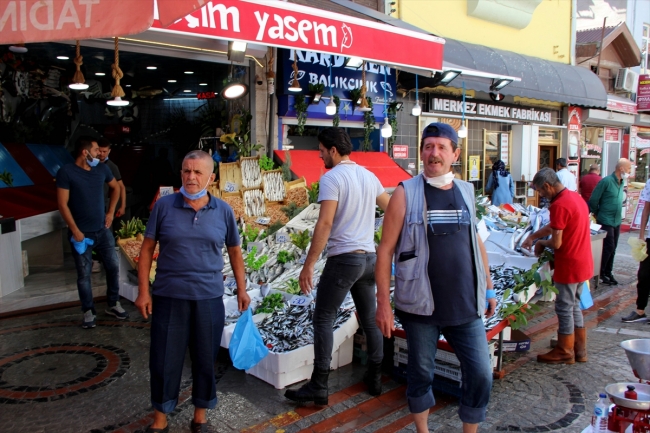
0 0 153 44
279 50 397 99
568 106 581 161
152 0 445 74
198 91 217 100
607 96 637 114
469 155 480 181
605 127 620 142
585 144 603 155
429 98 552 123
640 149 650 156
392 145 408 159
638 75 650 112
500 134 509 165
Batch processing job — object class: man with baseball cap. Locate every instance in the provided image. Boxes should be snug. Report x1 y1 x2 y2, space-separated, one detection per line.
376 123 496 433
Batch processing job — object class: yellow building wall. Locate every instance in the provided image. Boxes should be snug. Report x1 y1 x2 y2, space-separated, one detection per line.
399 0 572 64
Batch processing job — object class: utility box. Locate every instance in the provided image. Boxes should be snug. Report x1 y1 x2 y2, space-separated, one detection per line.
510 125 539 182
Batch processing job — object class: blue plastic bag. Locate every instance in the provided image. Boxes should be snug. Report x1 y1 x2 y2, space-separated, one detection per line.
229 309 269 370
579 281 593 310
70 236 94 254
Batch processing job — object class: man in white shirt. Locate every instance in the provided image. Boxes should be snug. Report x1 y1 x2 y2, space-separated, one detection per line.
555 158 577 192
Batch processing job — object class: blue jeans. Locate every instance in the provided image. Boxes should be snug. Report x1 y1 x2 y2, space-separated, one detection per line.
313 252 383 370
150 295 225 413
554 282 584 334
401 317 492 423
69 228 120 313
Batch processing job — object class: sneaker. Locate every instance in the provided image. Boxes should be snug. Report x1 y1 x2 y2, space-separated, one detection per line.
105 301 129 320
607 274 619 285
92 260 101 273
600 274 612 285
82 310 96 329
622 311 647 323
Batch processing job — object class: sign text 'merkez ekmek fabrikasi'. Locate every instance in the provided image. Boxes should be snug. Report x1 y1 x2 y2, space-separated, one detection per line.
429 98 553 123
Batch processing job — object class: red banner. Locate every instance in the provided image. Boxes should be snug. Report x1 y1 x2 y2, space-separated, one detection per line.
638 74 650 112
152 0 445 73
0 0 153 44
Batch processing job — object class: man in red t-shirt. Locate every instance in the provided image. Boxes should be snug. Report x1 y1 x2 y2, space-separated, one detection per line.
579 163 601 202
524 168 593 364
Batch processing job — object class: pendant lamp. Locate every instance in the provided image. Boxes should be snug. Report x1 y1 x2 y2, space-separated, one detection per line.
107 37 129 106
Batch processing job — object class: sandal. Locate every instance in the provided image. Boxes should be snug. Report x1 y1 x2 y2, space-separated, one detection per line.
190 420 209 433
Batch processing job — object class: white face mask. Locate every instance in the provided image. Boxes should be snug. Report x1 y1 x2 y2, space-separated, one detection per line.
622 171 630 180
425 171 455 188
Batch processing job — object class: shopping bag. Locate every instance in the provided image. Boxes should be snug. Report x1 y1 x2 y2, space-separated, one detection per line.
229 309 269 370
579 281 593 310
628 237 648 262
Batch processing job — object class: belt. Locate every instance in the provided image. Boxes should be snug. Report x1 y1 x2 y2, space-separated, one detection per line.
350 249 371 254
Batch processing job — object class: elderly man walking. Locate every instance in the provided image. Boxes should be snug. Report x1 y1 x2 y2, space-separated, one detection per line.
589 158 632 285
376 123 496 433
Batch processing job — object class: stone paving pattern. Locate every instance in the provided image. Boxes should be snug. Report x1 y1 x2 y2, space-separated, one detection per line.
0 231 647 432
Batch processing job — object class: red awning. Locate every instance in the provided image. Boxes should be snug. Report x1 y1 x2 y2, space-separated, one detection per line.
274 150 412 189
1 0 444 75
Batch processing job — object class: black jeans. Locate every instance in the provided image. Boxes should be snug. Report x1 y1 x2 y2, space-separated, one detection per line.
599 223 620 276
313 252 383 371
637 241 650 311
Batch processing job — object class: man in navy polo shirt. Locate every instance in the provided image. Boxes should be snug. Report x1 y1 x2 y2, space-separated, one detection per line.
136 150 250 433
56 136 127 329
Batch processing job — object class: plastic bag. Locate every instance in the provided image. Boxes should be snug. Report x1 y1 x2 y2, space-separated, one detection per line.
229 308 269 370
628 237 648 262
579 281 593 310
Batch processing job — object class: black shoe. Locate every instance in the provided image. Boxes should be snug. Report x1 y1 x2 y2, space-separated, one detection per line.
600 274 613 285
363 361 383 396
622 311 647 323
190 420 208 433
284 367 329 405
607 274 619 285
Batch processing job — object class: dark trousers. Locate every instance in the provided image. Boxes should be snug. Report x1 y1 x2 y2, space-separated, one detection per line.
313 252 383 371
150 295 225 414
599 223 620 276
637 241 650 311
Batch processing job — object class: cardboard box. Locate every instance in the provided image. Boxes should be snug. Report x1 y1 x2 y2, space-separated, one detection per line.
498 329 531 352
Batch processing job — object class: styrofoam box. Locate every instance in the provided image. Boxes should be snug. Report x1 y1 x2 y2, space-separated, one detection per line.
395 340 497 369
246 313 358 389
285 203 320 234
118 250 138 302
486 250 537 271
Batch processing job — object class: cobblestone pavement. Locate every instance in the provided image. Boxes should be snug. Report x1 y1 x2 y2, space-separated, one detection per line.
0 231 646 432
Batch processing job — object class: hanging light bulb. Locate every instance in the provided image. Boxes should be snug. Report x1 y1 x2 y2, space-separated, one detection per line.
288 50 302 92
357 60 372 112
107 96 129 107
69 40 89 90
457 124 468 138
412 74 421 116
107 37 128 107
381 117 392 138
326 61 336 115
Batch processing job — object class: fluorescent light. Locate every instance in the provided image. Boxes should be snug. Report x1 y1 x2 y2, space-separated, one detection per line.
168 79 177 83
231 41 247 52
184 71 194 74
183 90 191 92
57 56 69 60
199 83 208 86
95 72 106 76
147 66 157 70
345 57 364 68
9 45 27 53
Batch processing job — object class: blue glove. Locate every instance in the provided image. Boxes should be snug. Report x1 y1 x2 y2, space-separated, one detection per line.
485 289 496 309
70 236 94 254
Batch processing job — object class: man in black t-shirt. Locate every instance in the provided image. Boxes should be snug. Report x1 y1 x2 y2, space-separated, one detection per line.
97 138 126 219
56 136 129 329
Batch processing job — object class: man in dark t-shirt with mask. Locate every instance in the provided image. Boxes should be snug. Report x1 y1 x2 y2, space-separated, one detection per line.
56 136 129 329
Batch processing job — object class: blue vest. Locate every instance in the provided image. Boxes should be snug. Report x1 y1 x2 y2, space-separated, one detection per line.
394 175 487 317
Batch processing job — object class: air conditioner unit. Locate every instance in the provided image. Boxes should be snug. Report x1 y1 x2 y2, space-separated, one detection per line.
615 68 638 92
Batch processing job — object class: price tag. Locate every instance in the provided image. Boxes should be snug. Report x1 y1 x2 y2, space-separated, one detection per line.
255 217 271 225
290 295 312 306
298 254 307 264
275 232 289 243
224 276 237 288
159 186 174 198
247 241 264 253
225 181 236 192
374 217 384 231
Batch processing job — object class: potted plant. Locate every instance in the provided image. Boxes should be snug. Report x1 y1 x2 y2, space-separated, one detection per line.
309 83 325 104
332 96 341 127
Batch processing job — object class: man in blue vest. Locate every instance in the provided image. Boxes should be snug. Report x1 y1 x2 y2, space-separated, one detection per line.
376 123 496 433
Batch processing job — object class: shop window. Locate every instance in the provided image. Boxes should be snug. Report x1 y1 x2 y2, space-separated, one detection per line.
599 68 614 92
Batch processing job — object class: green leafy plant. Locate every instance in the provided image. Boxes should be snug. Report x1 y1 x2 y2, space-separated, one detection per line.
475 188 488 220
349 88 362 113
282 150 292 181
307 181 319 204
281 202 306 219
255 293 285 314
332 95 341 127
116 218 147 239
245 246 268 272
309 83 325 100
386 102 400 155
220 111 262 158
290 229 311 252
277 250 294 264
294 95 308 135
264 221 285 238
0 170 13 187
362 97 375 151
259 155 275 171
282 278 301 295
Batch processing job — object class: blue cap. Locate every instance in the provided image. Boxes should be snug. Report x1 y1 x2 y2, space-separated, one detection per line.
422 122 458 145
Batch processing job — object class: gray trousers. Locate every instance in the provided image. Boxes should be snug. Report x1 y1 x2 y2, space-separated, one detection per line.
554 282 585 335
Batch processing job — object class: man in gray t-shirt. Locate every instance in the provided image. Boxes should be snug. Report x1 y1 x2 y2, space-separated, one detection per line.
285 128 390 406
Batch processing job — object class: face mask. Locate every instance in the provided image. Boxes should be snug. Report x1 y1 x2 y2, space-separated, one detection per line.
86 153 100 167
622 172 630 180
425 171 455 188
180 176 212 200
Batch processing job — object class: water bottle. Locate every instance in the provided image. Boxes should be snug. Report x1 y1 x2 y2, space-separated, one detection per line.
591 393 609 432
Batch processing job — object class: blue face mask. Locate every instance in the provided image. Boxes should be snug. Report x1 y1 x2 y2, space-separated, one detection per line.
180 177 212 200
86 153 100 167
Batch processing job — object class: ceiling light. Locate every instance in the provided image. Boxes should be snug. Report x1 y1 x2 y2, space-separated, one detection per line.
184 71 194 74
184 90 191 92
57 56 69 60
457 124 467 139
222 82 249 99
168 79 177 83
439 70 461 85
199 83 208 86
344 57 364 68
107 96 129 106
231 41 247 52
228 41 247 62
147 66 157 70
381 117 393 138
96 72 106 76
490 78 513 91
69 40 88 90
326 99 336 115
125 84 131 87
412 101 421 116
69 83 89 90
9 44 27 53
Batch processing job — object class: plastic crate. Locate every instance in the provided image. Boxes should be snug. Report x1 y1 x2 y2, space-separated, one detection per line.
432 374 462 398
434 362 462 381
394 336 408 352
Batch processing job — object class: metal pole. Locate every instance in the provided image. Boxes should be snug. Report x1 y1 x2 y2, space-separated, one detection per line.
595 17 607 76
